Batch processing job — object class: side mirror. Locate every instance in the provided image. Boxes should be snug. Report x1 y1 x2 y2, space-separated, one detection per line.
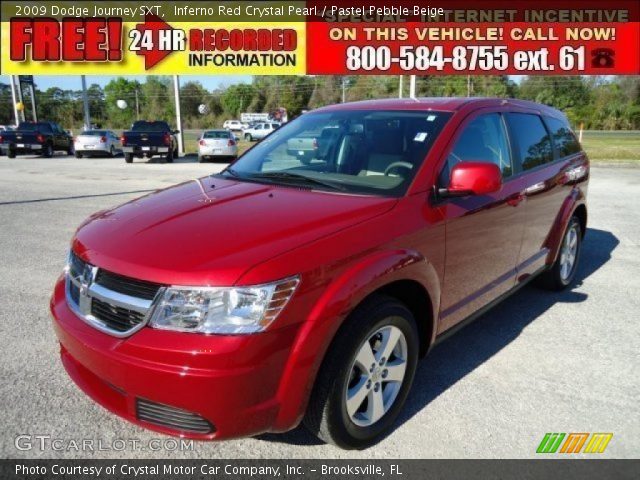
444 162 502 197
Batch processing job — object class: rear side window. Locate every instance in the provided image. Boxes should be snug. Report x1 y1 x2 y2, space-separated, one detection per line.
441 113 513 185
506 113 553 171
545 117 581 157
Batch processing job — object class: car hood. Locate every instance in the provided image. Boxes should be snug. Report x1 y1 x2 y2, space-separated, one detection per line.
73 176 396 286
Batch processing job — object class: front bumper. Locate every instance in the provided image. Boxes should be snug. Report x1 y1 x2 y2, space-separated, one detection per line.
50 276 298 439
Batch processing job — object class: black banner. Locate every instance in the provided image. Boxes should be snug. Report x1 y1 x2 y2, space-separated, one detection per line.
2 460 639 480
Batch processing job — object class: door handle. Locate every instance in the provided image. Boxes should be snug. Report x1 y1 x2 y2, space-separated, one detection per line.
524 182 546 195
507 193 524 207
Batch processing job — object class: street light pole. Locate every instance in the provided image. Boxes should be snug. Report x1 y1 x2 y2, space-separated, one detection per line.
81 75 91 130
9 76 20 126
173 75 184 156
399 75 403 98
409 75 416 99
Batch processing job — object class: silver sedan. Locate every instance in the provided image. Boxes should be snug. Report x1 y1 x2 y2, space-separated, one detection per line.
198 130 238 163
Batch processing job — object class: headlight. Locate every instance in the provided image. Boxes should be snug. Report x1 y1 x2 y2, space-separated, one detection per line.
149 276 300 334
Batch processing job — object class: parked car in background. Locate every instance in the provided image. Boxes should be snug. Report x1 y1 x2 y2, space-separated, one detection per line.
0 121 73 158
52 98 589 449
243 122 279 141
223 120 246 131
198 130 238 163
74 130 122 158
121 121 179 163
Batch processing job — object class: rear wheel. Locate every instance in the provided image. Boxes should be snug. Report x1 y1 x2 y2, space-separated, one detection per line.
245 134 252 141
8 149 16 159
166 148 174 163
304 295 419 449
109 146 115 157
124 153 133 163
67 144 74 156
198 155 206 163
538 215 582 290
75 152 82 159
43 143 54 158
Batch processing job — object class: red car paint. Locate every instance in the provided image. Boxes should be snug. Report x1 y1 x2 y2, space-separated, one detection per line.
51 98 589 440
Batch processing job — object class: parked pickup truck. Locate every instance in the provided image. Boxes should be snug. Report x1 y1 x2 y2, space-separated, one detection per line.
121 121 179 163
0 121 73 158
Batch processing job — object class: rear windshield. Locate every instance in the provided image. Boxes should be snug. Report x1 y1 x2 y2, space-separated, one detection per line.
80 131 107 136
203 131 230 139
17 123 48 131
131 122 171 132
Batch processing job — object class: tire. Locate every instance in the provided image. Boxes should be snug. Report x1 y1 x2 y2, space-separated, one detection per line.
109 146 115 157
75 152 82 159
245 134 252 141
125 153 133 163
43 143 54 158
8 149 16 159
303 295 419 449
537 215 582 291
198 156 205 163
67 144 74 156
165 148 174 163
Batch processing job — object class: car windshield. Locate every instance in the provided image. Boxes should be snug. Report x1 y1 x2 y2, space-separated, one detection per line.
80 130 107 136
131 122 170 132
204 131 229 139
221 110 451 196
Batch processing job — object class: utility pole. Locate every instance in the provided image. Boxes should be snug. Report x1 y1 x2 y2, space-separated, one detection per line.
15 77 26 122
341 77 347 103
467 75 472 97
9 76 20 126
135 89 140 120
173 75 184 156
409 75 416 99
81 75 91 130
28 83 37 121
398 75 403 98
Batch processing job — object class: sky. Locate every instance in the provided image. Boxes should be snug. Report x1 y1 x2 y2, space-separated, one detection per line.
1 75 526 92
0 75 252 91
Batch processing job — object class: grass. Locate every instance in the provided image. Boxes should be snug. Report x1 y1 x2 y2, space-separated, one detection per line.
580 131 640 162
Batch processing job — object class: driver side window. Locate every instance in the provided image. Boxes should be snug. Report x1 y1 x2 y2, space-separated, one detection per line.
440 113 512 186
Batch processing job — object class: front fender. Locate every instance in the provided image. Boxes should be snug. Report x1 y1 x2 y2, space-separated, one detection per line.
271 248 440 432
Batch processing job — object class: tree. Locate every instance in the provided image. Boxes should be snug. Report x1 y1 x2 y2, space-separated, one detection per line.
104 78 142 129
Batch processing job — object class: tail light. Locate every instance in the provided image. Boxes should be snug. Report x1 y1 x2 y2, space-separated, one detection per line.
100 136 107 143
120 134 126 144
36 134 45 143
0 136 3 143
228 139 235 146
163 133 171 146
312 138 318 149
199 139 205 146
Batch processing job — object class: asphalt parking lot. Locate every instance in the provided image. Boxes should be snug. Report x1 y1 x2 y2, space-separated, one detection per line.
0 153 638 459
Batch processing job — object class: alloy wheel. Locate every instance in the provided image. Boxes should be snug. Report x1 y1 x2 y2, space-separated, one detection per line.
560 223 579 281
345 324 408 427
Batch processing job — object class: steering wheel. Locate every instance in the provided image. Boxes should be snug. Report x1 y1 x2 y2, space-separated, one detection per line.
384 161 414 176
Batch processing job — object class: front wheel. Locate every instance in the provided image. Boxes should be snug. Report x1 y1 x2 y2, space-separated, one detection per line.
304 295 419 449
124 153 133 163
537 215 582 290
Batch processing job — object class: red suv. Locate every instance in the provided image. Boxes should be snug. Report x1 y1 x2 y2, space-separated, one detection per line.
51 98 589 449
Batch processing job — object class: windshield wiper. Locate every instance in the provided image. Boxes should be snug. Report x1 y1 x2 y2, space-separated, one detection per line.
220 167 242 178
247 171 347 192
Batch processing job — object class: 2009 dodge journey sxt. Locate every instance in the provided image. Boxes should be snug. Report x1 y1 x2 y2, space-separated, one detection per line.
51 98 589 449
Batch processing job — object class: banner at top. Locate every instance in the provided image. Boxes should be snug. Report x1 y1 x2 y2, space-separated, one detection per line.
1 0 638 75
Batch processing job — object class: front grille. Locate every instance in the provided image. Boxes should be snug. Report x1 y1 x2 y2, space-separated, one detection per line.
136 398 214 434
69 281 80 304
95 270 161 300
90 297 146 332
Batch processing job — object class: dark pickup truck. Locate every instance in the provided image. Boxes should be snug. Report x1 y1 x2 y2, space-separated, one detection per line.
121 121 179 163
0 121 73 158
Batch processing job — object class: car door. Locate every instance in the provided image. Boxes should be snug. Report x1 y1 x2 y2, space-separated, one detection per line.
505 113 585 280
437 111 526 332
